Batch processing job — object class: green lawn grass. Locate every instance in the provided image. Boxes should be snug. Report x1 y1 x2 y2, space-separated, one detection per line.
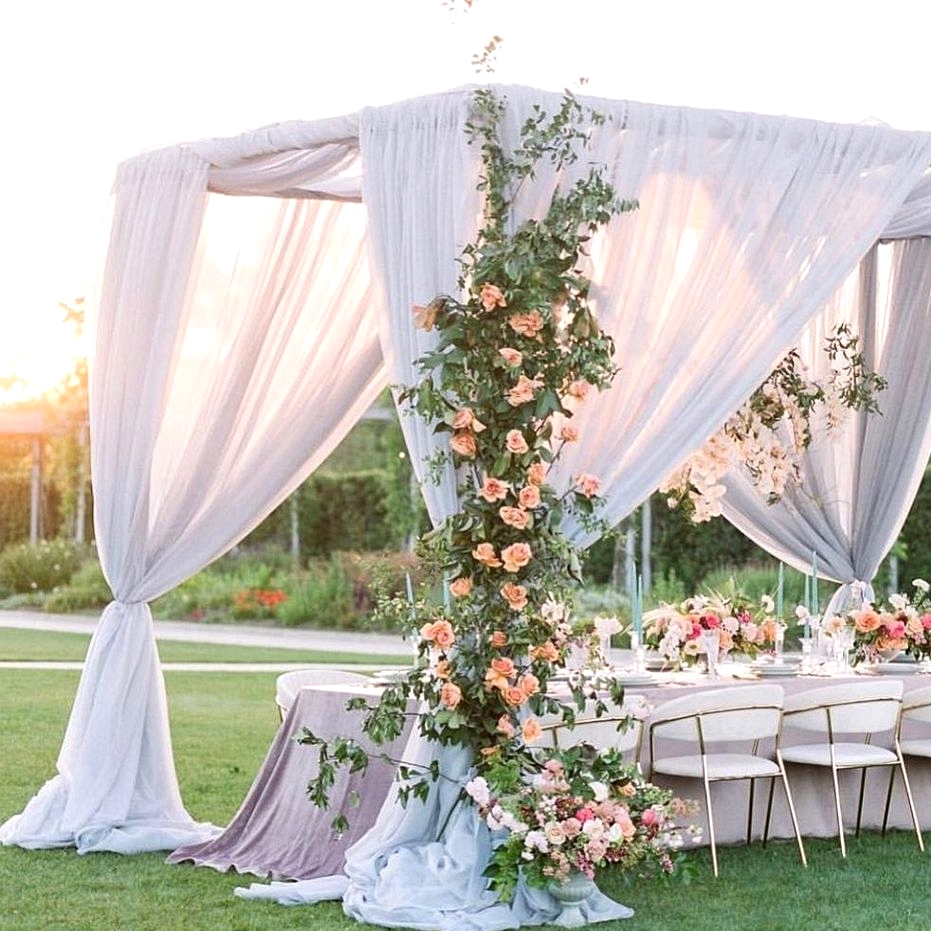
1 667 929 930
0 628 405 667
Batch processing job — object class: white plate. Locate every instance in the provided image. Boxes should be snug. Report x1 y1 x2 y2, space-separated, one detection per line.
871 662 921 675
752 664 800 678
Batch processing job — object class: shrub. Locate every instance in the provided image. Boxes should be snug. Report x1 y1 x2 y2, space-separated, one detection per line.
0 539 87 593
43 557 111 612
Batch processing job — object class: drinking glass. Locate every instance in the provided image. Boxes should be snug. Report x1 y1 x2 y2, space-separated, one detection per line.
700 628 721 678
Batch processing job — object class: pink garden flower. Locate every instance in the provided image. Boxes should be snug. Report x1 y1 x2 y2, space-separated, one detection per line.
479 476 511 502
450 431 477 459
479 282 507 312
498 347 523 367
501 542 533 572
506 430 530 455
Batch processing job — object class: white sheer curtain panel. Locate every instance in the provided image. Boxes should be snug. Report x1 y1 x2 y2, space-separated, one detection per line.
361 85 931 540
0 152 386 853
721 239 931 614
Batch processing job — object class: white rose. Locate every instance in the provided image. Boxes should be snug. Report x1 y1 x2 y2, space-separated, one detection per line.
589 781 610 802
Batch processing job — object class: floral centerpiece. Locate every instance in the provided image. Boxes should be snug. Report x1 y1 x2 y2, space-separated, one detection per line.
465 744 698 902
823 579 931 665
643 591 782 667
300 89 694 902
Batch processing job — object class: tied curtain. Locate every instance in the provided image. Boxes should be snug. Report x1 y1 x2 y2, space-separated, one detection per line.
721 238 931 614
5 82 931 884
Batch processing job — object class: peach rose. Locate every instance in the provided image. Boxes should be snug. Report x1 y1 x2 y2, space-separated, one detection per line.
503 685 528 707
518 673 540 697
489 630 508 648
530 640 560 662
521 717 543 743
518 485 541 509
451 407 486 432
527 462 547 486
506 430 530 455
450 431 477 459
567 379 592 400
501 582 529 611
559 424 579 442
506 374 539 407
472 542 502 568
440 681 462 709
499 506 530 529
508 310 545 338
449 576 472 598
490 657 516 678
479 476 511 502
479 282 507 312
498 347 523 367
497 713 516 738
853 609 882 633
420 619 455 649
434 659 452 680
574 472 600 497
501 542 532 572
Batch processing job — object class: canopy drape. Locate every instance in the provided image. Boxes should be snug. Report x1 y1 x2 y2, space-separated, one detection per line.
721 238 931 614
5 86 931 907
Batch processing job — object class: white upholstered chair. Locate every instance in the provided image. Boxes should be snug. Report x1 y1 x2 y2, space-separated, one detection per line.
778 679 923 857
882 683 931 837
275 668 371 720
539 696 644 763
647 684 805 876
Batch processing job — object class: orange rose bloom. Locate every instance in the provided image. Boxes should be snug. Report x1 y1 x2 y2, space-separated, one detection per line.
440 681 462 709
434 659 452 680
504 685 528 707
450 431 477 459
449 577 472 598
501 542 532 573
508 310 545 338
575 472 600 497
479 476 511 502
506 430 530 455
567 379 592 400
519 673 540 697
506 374 539 407
498 347 523 367
420 619 455 650
559 424 579 442
489 630 508 648
521 717 543 743
531 640 560 662
497 713 516 738
451 408 486 432
499 506 530 529
472 542 502 568
853 609 882 633
527 462 547 486
518 485 541 509
501 582 529 611
479 282 507 312
491 657 516 678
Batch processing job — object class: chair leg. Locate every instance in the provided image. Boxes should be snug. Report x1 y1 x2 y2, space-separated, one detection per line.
896 757 925 853
779 766 807 867
746 778 756 846
855 768 868 838
831 763 847 857
703 776 719 877
763 776 776 848
882 766 896 837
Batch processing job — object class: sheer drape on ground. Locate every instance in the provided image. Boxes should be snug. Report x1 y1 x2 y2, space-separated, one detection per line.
5 83 931 927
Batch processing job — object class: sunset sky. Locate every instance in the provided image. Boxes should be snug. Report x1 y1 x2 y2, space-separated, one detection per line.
2 0 928 401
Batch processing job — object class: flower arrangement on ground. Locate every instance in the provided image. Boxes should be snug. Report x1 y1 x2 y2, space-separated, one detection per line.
643 591 782 667
822 579 931 665
465 744 698 902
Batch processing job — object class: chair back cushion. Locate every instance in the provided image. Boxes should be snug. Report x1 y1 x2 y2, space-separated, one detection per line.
651 684 784 742
783 679 903 734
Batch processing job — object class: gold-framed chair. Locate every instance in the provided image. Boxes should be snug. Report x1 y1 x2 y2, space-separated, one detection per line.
778 678 923 857
647 684 806 876
539 696 645 763
274 668 372 721
882 683 931 838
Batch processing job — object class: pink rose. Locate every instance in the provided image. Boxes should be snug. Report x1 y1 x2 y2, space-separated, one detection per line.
574 472 600 498
500 582 529 611
451 407 486 432
521 717 543 743
479 476 511 502
527 462 547 486
449 577 472 598
506 430 530 455
508 310 545 338
567 379 591 400
450 431 477 459
479 282 507 312
506 374 540 407
499 506 530 529
518 485 541 509
559 424 579 442
498 347 523 367
440 681 462 709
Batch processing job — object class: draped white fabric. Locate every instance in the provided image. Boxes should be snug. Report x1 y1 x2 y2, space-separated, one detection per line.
721 239 931 615
0 150 387 852
361 86 931 542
